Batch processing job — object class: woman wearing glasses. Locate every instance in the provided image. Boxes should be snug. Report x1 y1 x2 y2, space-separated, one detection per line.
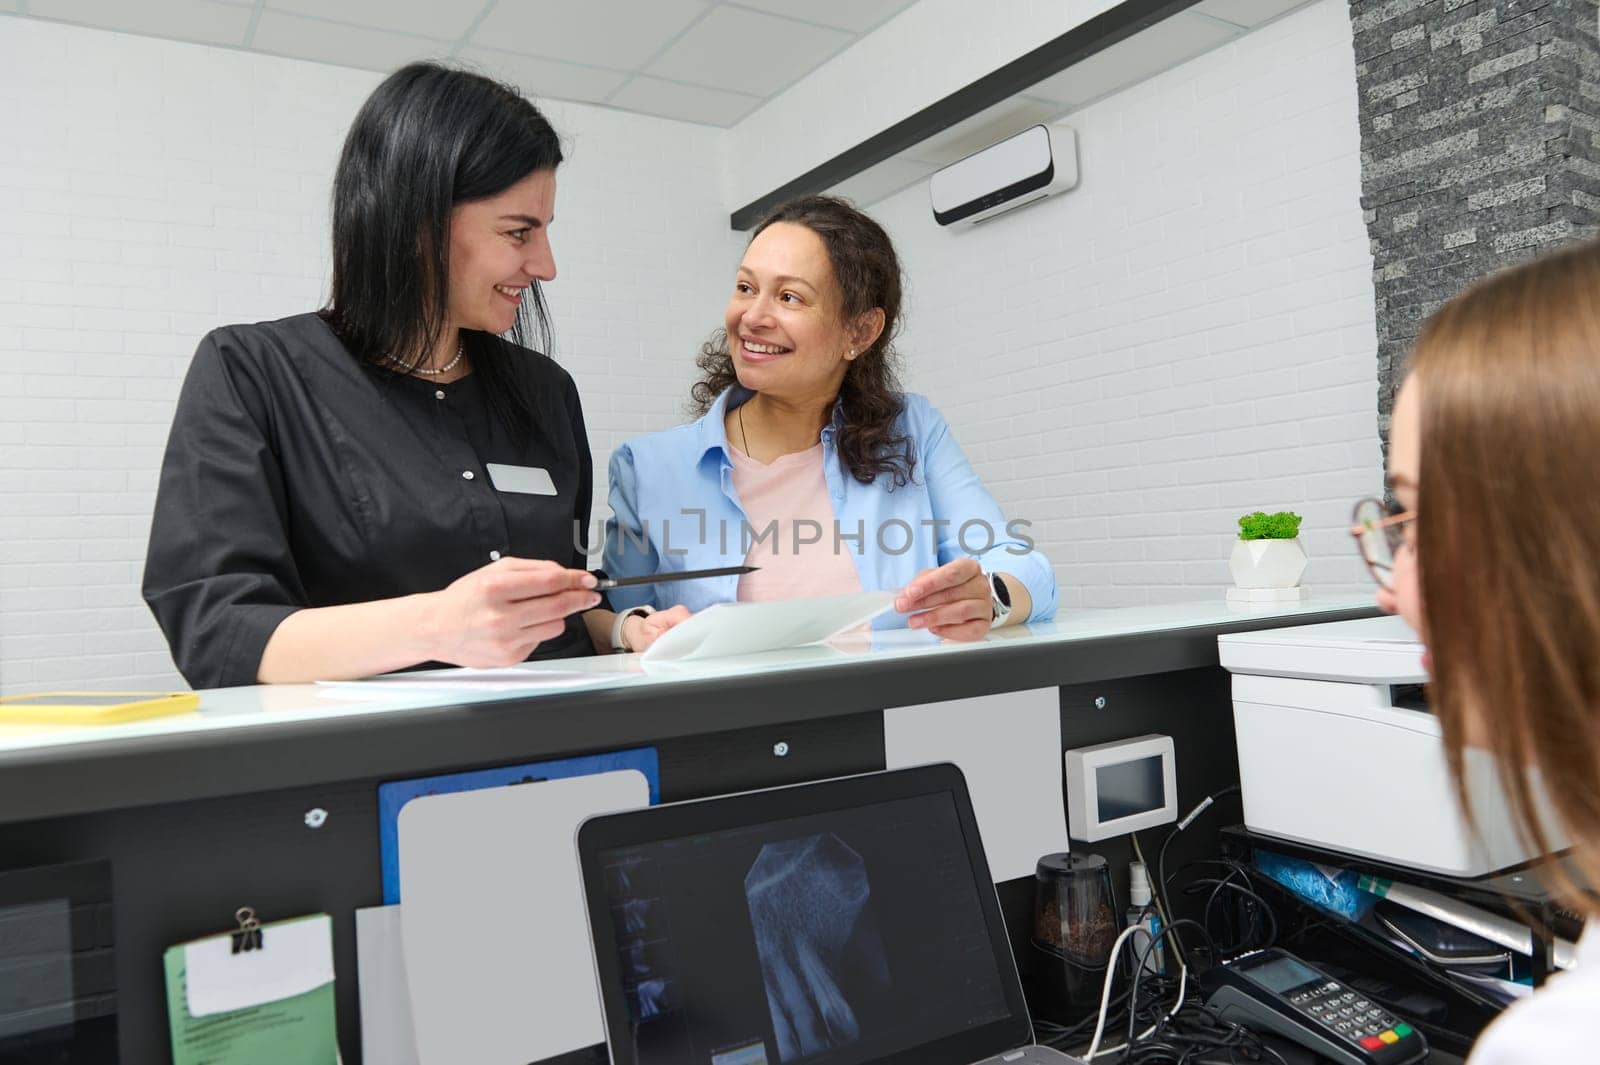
1350 239 1600 1062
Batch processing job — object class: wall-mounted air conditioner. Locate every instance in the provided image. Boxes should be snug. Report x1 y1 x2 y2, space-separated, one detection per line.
928 123 1078 227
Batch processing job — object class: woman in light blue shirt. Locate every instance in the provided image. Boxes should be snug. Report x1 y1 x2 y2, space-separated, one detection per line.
598 196 1056 653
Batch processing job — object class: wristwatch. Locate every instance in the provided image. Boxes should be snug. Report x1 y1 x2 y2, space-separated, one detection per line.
982 569 1012 628
611 605 656 653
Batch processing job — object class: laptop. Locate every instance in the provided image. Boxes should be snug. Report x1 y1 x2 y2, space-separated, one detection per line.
576 763 1085 1065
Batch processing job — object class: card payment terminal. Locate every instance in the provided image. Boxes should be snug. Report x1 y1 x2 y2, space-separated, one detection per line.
1203 949 1427 1065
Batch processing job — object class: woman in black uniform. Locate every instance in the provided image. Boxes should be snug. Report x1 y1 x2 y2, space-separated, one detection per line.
143 63 628 687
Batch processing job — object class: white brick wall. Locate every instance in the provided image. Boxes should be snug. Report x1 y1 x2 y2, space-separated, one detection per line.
0 17 737 690
0 0 1385 689
875 0 1384 608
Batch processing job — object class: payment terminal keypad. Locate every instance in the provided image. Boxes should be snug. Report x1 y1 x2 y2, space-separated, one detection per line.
1287 980 1417 1052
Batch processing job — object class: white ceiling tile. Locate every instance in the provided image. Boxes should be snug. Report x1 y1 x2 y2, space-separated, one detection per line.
472 0 708 71
252 10 452 72
1025 13 1240 109
266 0 482 41
609 75 761 127
828 156 937 208
458 46 629 105
27 0 252 46
727 0 919 34
1192 0 1313 29
646 6 851 97
902 97 1068 167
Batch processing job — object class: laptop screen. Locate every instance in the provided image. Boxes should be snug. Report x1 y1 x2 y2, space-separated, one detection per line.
580 765 1032 1065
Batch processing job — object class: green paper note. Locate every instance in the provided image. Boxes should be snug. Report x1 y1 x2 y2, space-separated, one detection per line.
163 945 338 1065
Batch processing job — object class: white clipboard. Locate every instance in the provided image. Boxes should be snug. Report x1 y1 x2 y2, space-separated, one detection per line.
397 770 650 1065
641 590 897 662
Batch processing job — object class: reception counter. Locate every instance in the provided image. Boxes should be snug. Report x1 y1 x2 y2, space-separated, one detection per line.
0 596 1379 1063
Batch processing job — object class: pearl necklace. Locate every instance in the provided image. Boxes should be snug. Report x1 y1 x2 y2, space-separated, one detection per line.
393 342 464 377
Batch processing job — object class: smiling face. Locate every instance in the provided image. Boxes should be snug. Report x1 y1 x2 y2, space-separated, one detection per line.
725 222 874 405
446 168 557 336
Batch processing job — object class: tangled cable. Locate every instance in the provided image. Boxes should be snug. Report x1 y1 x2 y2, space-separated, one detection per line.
1033 785 1298 1062
1177 858 1278 956
1035 915 1289 1063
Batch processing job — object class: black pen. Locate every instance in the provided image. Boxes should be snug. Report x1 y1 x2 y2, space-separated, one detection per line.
593 565 758 591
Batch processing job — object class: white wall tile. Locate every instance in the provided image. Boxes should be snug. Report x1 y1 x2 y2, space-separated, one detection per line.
731 0 918 34
457 46 630 105
251 10 452 71
266 0 481 41
471 0 709 70
25 0 251 46
608 75 761 128
645 6 852 97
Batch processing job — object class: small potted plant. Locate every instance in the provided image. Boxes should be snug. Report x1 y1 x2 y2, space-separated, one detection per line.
1227 510 1307 603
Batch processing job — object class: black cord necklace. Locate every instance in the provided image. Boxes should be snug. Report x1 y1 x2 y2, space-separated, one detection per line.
737 401 755 460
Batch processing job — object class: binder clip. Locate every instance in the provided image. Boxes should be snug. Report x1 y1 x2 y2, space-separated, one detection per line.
230 906 264 954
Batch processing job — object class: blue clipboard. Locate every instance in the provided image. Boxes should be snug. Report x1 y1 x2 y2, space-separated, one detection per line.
378 748 660 904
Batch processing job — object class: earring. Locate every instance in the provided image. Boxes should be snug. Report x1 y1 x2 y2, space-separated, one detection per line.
847 347 857 360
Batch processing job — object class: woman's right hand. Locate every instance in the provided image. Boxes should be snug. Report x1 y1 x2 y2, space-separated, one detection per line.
428 557 600 667
622 604 692 652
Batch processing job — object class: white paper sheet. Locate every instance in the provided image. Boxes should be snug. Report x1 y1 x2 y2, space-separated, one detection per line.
185 914 334 1017
397 770 650 1065
883 688 1070 881
642 590 897 662
355 905 420 1065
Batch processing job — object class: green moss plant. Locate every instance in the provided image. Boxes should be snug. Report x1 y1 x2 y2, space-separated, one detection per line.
1236 511 1302 540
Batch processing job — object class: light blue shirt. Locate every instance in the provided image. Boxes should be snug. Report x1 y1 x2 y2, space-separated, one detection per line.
601 387 1057 628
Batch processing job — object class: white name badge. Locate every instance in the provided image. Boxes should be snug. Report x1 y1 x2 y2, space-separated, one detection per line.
486 463 558 496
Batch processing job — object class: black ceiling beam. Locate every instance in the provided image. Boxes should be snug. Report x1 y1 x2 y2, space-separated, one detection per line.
729 0 1205 230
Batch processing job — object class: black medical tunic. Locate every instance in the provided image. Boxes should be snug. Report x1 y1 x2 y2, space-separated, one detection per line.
143 313 594 689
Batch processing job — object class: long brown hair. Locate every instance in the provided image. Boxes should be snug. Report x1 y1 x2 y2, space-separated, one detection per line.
690 195 914 486
1409 237 1600 911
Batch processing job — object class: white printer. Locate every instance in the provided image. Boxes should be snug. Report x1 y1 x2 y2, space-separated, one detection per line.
1218 614 1563 878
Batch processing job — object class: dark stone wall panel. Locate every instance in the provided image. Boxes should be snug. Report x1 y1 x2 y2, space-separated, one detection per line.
1347 0 1600 451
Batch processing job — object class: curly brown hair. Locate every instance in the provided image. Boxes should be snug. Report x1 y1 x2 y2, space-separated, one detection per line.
689 195 915 486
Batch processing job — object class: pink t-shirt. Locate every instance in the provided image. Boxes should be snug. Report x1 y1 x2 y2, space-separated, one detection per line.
728 442 865 602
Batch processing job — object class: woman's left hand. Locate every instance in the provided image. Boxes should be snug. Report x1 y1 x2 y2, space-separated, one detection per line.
623 604 692 652
895 558 992 642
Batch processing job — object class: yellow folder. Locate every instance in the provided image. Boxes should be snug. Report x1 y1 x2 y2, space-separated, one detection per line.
0 691 200 725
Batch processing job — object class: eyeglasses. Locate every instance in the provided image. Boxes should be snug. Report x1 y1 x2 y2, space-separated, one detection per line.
1349 497 1416 589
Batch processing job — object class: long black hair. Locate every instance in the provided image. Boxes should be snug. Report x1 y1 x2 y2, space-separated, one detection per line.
691 195 914 486
323 61 564 437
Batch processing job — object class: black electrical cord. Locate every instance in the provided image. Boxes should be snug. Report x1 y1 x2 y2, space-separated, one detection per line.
1155 785 1241 967
1121 999 1293 1065
1216 859 1276 949
1110 864 1296 1065
1183 863 1278 956
1125 918 1217 1050
1039 973 1192 1051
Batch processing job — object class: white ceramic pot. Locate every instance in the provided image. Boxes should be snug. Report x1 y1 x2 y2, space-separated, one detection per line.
1228 537 1307 589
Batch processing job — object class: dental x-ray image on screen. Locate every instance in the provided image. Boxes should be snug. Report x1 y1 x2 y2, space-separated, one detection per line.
744 833 892 1061
592 790 1011 1065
